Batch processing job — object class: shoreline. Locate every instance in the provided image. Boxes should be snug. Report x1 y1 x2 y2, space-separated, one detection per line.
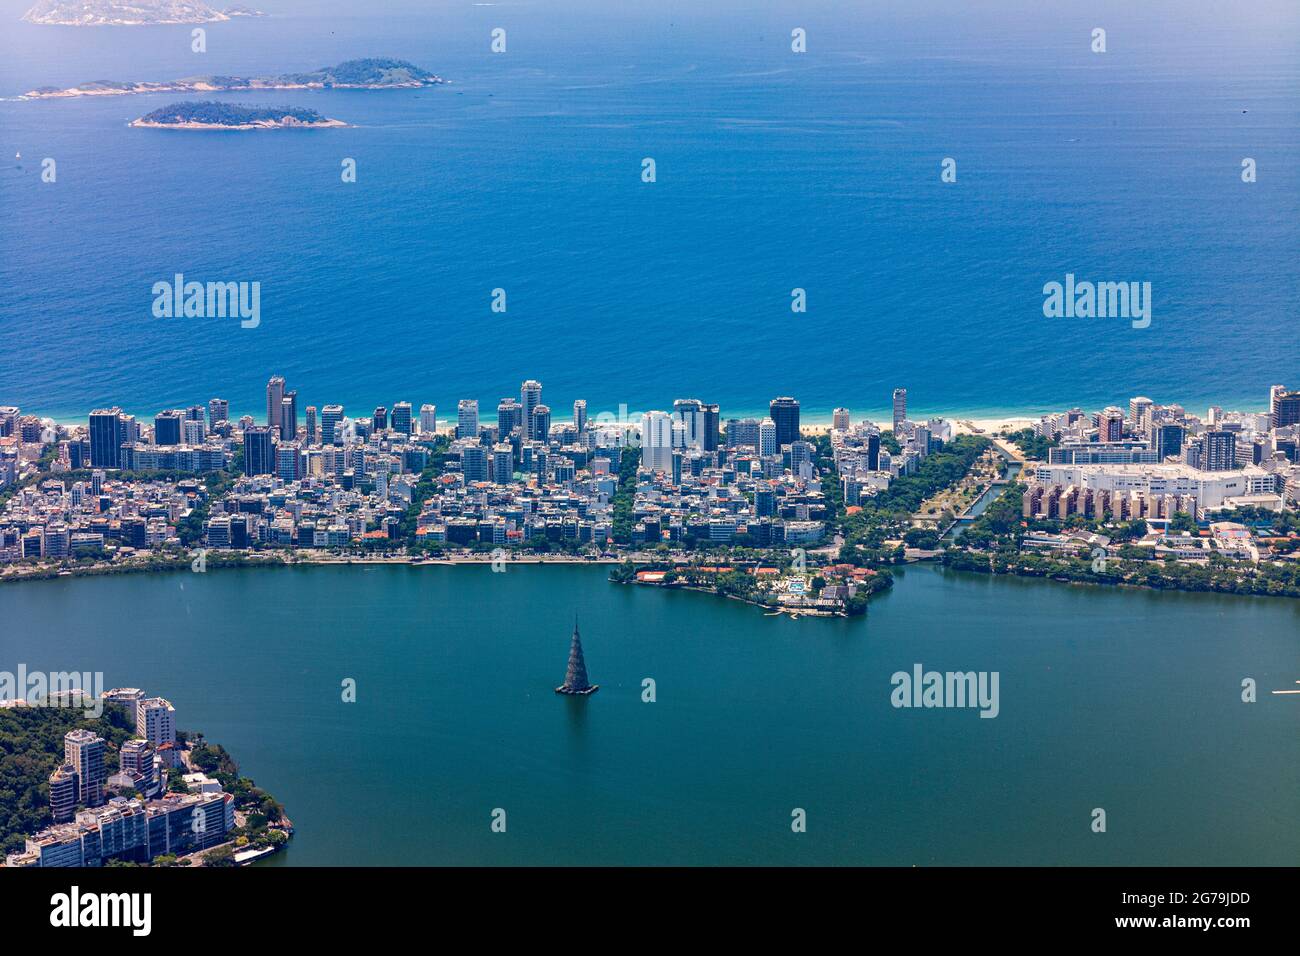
25 404 1270 432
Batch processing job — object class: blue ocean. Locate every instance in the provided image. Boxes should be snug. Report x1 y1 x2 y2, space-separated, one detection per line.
1 0 1297 423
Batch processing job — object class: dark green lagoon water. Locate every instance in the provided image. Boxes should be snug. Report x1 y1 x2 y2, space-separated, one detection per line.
3 563 1297 865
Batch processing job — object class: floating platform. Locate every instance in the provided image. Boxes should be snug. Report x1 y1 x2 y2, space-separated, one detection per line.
556 684 599 695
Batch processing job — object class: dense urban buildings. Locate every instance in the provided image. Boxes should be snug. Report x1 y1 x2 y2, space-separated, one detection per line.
1 381 1297 574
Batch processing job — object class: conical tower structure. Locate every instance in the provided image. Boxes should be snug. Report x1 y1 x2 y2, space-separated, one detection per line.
556 617 598 695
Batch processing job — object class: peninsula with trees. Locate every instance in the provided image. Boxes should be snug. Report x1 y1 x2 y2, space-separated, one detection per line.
25 58 444 99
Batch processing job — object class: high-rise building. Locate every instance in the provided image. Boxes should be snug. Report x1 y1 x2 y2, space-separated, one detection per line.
391 402 413 436
892 388 907 434
492 443 514 483
64 729 106 808
573 400 588 432
673 399 706 450
419 404 437 435
701 403 720 452
305 406 318 445
462 444 489 482
1098 407 1125 442
759 418 778 457
266 376 286 429
280 391 298 442
321 405 345 446
1203 430 1236 471
0 406 18 438
769 397 800 447
727 418 760 449
49 764 79 822
497 399 523 438
521 380 543 426
832 408 851 432
867 431 881 470
457 400 479 439
136 697 176 749
1128 396 1154 429
373 406 389 433
154 410 183 446
207 398 229 428
1271 387 1300 429
242 425 274 476
89 408 124 468
1154 423 1185 461
530 404 552 442
640 411 674 473
276 441 301 481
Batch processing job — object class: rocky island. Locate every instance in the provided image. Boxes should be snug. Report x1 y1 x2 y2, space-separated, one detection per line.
130 101 345 129
25 57 444 99
21 0 265 26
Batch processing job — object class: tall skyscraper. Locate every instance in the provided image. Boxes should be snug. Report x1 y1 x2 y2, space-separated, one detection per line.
1128 396 1154 429
419 404 437 434
573 400 588 432
266 376 286 429
498 399 523 438
1154 423 1185 461
462 444 489 482
49 764 79 822
321 405 345 446
867 431 881 470
521 380 543 426
373 406 389 432
1271 387 1300 428
276 441 301 481
154 410 183 446
892 388 907 434
640 411 674 473
136 697 176 748
280 391 298 441
759 418 778 457
832 408 851 432
1203 430 1236 471
243 425 275 475
64 729 106 808
305 405 318 445
1098 407 1125 442
530 404 552 442
769 397 800 447
458 400 480 439
89 408 123 468
391 401 413 436
702 403 720 452
207 398 229 428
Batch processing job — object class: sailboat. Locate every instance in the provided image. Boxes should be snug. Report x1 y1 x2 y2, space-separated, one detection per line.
555 617 598 695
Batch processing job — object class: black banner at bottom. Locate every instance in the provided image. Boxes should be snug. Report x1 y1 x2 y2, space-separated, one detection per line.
3 866 1287 940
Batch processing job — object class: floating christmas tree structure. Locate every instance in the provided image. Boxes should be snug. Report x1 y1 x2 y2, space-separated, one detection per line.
555 617 598 695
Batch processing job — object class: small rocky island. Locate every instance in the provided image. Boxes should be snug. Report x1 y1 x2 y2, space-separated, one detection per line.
26 58 444 99
22 0 264 26
130 101 345 130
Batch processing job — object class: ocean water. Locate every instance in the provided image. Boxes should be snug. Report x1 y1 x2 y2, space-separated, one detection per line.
0 0 1297 423
3 562 1298 866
